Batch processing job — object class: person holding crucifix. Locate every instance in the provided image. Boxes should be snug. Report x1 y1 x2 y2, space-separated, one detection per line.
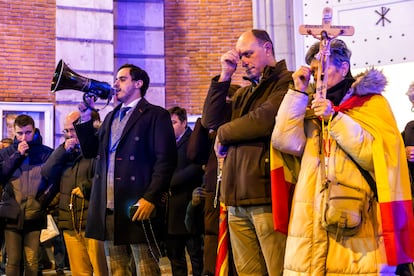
271 36 414 275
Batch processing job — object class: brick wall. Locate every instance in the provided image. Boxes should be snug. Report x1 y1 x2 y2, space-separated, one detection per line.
0 0 251 115
0 1 56 102
165 0 253 115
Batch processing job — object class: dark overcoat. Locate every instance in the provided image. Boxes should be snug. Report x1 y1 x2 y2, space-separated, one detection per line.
75 98 177 245
167 126 203 235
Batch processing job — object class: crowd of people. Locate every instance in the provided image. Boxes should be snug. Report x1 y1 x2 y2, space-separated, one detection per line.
0 29 412 276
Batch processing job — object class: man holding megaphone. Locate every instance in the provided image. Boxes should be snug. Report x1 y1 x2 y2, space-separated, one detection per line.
73 64 177 276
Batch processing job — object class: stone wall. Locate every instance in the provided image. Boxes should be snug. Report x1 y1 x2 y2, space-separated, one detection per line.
54 0 113 146
114 0 165 109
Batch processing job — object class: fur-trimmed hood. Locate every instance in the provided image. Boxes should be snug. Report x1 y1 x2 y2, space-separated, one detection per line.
350 67 387 96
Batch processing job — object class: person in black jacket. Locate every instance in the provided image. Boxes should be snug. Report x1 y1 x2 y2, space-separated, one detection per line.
0 114 53 276
42 110 108 276
187 84 239 276
166 106 204 276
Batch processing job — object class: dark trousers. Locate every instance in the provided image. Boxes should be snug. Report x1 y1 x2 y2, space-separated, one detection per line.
396 263 414 276
42 232 66 272
166 234 203 276
5 229 41 276
203 192 219 275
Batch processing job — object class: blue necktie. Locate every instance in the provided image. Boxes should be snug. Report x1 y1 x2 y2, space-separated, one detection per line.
119 107 131 121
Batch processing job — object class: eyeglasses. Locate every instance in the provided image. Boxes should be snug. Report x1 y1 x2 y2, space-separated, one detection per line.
62 128 76 134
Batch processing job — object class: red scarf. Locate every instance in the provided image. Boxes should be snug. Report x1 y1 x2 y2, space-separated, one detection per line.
333 94 375 112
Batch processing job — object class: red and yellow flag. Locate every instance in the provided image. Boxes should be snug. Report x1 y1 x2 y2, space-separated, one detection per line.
341 94 414 265
270 146 299 234
216 202 229 276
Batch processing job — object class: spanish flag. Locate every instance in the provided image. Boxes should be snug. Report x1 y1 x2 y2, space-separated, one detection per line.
270 145 300 234
339 94 414 265
215 202 229 276
215 156 229 276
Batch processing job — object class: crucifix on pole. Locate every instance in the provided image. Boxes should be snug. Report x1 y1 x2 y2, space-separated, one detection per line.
299 7 354 99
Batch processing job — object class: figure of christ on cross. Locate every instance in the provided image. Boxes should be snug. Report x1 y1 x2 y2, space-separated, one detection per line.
299 7 354 99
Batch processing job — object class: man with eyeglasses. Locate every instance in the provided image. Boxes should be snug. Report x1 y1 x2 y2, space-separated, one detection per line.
0 114 53 276
62 127 75 134
42 110 108 276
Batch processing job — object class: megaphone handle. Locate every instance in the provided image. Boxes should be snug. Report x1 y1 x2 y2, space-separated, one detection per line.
83 93 98 112
82 93 113 112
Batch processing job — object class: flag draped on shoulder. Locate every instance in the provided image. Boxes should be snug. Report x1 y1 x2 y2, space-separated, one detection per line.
339 94 414 265
270 144 300 234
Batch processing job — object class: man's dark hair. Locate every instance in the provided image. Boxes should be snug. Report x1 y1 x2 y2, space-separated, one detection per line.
117 64 150 97
252 29 275 56
168 106 187 123
14 114 35 128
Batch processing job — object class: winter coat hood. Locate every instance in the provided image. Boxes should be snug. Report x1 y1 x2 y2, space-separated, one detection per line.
350 68 387 96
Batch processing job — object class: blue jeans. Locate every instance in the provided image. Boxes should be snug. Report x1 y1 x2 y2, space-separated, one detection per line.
227 205 286 276
5 229 41 276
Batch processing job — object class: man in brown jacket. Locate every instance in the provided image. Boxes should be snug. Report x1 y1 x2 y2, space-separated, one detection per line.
202 29 292 275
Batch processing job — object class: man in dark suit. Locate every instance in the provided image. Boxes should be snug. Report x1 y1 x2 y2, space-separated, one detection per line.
166 106 204 276
75 64 177 275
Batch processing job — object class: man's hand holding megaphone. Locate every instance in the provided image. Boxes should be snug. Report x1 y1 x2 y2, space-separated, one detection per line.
78 96 94 123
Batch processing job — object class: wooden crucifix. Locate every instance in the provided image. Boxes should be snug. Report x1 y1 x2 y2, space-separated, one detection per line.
299 7 354 99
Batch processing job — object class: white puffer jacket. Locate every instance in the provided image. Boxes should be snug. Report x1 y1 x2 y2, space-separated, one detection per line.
272 69 400 275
